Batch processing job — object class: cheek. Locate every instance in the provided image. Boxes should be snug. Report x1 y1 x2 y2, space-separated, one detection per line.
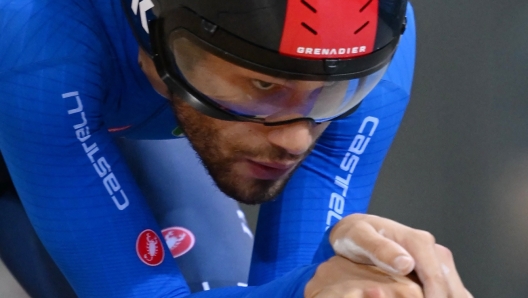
219 122 265 143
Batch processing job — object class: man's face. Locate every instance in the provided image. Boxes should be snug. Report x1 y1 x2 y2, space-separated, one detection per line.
138 47 330 205
171 97 328 205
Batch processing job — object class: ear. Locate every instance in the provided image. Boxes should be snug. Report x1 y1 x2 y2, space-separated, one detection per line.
138 47 171 98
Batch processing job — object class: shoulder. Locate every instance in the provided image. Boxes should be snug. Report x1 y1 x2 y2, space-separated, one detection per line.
0 0 110 71
380 2 417 96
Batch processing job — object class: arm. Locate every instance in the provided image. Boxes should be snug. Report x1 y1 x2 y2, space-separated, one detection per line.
2 2 428 297
0 2 331 297
249 3 417 285
0 1 190 296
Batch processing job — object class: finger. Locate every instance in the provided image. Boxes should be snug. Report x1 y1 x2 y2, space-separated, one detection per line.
392 279 424 298
397 231 448 298
348 216 449 298
331 214 450 298
435 244 469 298
354 217 447 297
331 216 415 275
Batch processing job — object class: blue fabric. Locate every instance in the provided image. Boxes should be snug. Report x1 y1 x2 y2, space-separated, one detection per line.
189 265 318 298
311 225 337 264
249 4 416 285
0 0 416 296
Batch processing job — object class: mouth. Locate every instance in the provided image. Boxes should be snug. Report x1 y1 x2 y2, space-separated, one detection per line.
244 159 297 180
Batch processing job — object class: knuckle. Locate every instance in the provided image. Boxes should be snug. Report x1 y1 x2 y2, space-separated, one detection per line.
332 214 365 238
343 213 368 227
396 282 423 298
314 262 332 276
363 286 385 298
347 213 367 221
414 230 436 245
435 244 454 260
334 218 369 240
423 269 448 286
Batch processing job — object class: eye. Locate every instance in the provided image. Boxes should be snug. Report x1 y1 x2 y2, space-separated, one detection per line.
251 79 276 90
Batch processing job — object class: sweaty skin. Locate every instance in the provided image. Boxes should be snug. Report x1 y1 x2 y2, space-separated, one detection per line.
138 48 330 205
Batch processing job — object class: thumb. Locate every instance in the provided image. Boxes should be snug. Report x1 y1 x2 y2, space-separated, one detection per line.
331 222 415 275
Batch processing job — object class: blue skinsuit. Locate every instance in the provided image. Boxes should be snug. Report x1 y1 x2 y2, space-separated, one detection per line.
0 0 416 296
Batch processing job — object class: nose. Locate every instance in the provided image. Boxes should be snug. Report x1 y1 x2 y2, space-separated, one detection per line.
266 120 314 156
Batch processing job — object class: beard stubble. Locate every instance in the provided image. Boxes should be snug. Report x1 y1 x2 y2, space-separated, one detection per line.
171 98 312 205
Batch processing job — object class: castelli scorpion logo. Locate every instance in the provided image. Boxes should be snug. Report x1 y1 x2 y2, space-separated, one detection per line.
136 229 164 266
162 227 195 258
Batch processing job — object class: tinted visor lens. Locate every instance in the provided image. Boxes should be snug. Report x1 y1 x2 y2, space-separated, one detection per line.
170 34 388 123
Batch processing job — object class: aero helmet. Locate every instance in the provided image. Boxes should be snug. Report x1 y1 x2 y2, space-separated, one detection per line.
123 0 408 124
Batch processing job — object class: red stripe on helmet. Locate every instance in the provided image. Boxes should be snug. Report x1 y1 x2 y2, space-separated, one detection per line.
279 0 379 59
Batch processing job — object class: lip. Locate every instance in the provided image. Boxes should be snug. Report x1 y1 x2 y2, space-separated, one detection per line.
244 159 297 180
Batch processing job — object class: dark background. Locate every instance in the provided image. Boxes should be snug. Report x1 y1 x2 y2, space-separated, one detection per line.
369 1 528 297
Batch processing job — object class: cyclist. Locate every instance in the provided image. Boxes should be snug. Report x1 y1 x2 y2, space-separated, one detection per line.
0 0 470 296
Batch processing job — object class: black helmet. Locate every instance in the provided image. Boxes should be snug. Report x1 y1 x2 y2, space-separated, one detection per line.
123 0 408 124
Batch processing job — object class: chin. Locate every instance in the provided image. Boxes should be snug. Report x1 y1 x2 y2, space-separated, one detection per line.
215 174 291 205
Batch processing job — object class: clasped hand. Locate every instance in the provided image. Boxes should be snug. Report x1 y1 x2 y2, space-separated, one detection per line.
305 214 473 298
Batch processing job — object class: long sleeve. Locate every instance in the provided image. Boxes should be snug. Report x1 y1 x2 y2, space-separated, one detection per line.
249 3 417 285
0 1 190 295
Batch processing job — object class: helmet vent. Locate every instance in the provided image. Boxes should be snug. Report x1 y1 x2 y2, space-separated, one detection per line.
279 0 381 58
301 22 318 35
300 1 317 35
301 0 317 13
354 21 370 34
360 0 373 12
355 0 374 34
